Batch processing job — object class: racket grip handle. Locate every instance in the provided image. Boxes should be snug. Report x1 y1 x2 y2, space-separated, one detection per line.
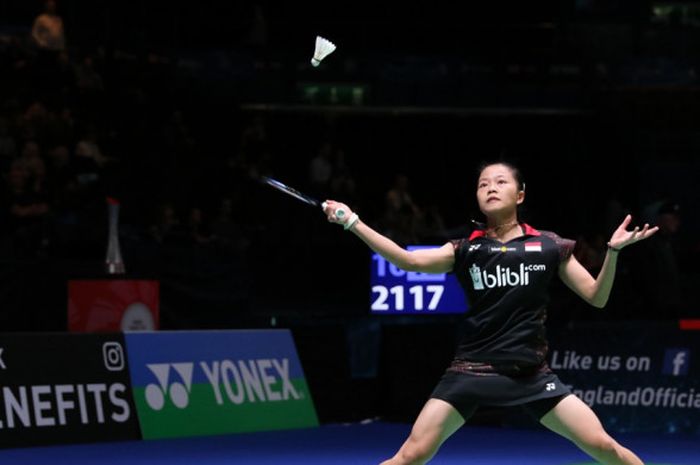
321 202 346 219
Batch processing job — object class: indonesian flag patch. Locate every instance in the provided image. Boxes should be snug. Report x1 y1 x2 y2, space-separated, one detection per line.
525 242 542 252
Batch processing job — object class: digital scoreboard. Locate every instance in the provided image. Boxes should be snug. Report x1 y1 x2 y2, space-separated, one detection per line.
370 246 468 314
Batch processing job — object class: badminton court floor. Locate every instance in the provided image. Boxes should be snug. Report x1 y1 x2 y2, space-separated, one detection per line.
0 421 696 464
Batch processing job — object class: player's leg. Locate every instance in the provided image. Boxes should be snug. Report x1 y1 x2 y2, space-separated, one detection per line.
540 395 644 465
379 398 468 465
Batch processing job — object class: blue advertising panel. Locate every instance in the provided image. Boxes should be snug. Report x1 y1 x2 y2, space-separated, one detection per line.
370 246 468 314
124 330 318 439
545 322 700 435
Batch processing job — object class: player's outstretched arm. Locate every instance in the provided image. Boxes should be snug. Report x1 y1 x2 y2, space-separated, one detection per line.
323 200 454 274
559 215 659 308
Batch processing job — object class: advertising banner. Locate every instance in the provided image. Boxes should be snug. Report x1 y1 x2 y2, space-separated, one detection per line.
125 330 318 439
68 280 160 332
546 322 700 435
0 333 141 448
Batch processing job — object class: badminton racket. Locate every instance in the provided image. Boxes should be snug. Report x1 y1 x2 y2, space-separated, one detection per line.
260 176 346 219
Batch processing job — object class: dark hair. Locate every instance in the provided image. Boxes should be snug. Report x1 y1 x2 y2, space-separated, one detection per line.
477 161 525 192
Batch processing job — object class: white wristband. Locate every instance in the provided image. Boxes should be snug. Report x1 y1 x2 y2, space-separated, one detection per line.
344 213 359 231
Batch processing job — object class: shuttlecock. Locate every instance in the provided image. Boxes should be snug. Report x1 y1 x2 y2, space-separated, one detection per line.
311 36 336 67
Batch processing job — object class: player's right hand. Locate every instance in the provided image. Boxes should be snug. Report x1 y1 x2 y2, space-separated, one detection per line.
323 200 352 225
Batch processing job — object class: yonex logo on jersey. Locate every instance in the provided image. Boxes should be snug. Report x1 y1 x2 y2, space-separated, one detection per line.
545 382 556 391
468 244 481 252
469 263 546 290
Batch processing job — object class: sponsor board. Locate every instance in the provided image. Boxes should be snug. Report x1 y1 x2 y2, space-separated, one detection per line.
0 333 140 448
546 323 700 434
125 330 318 439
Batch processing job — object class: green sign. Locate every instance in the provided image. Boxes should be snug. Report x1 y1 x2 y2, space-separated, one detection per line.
126 331 318 439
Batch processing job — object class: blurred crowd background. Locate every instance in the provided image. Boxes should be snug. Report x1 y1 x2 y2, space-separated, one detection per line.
0 0 699 422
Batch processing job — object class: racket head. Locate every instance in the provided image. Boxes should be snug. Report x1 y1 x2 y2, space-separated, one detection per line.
261 176 321 207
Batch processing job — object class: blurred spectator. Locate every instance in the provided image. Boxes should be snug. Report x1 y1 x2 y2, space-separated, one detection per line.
55 51 76 95
309 141 333 193
329 148 358 203
188 206 213 245
2 159 50 256
150 202 184 244
43 144 81 245
75 128 109 167
239 116 268 160
211 197 250 254
17 101 50 143
380 173 422 245
19 141 48 193
31 0 66 100
71 129 108 208
46 107 75 147
0 118 17 170
31 0 66 52
45 144 76 205
604 193 627 235
244 3 268 49
574 232 607 273
631 200 685 318
415 204 448 243
234 116 272 180
75 55 104 94
162 109 196 155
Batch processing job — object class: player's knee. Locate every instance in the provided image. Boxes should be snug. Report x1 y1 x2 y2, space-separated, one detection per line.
582 432 619 460
397 448 431 465
397 436 437 465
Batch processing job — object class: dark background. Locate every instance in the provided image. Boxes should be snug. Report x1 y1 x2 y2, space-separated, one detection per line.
0 0 699 426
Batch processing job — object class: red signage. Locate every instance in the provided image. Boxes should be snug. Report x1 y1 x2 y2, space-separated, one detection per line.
68 280 160 332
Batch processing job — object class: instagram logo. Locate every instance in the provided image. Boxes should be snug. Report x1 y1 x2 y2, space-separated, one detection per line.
103 342 125 371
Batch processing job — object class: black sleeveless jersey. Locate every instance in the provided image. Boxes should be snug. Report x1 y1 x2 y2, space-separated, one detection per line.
450 224 575 367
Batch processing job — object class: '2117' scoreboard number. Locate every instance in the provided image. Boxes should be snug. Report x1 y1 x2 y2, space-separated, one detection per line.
370 246 468 314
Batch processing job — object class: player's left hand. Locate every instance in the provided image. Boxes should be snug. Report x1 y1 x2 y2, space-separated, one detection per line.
608 214 659 250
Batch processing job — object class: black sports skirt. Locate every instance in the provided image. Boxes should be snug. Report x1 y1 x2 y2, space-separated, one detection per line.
430 359 572 420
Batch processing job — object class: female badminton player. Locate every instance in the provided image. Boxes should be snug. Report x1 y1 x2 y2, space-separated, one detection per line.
323 162 657 465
